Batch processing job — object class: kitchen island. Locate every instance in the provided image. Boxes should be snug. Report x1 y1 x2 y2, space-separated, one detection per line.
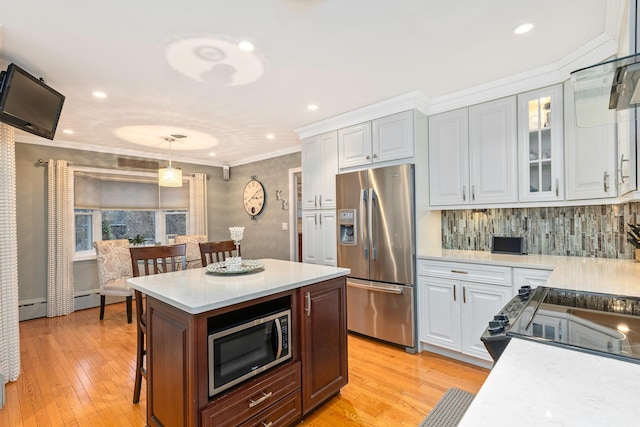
127 258 350 427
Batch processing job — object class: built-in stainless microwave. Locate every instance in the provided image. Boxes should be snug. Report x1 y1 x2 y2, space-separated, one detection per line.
208 308 291 397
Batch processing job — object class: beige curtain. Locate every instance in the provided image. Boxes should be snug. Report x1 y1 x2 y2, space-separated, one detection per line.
189 173 208 235
47 159 75 317
0 124 20 382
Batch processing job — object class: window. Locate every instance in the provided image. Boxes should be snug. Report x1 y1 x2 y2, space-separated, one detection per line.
73 167 191 260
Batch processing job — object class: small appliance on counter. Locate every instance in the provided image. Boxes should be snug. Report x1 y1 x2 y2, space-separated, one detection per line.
482 286 640 364
491 236 526 255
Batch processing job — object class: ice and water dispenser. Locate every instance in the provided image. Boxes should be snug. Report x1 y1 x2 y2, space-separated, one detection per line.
338 209 357 246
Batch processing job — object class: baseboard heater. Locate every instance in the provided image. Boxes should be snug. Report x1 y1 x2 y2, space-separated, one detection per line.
0 372 5 409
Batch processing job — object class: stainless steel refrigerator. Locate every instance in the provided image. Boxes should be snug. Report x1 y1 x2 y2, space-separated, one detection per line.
336 164 416 351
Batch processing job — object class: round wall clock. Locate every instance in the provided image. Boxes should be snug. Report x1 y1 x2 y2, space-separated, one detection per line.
243 178 265 218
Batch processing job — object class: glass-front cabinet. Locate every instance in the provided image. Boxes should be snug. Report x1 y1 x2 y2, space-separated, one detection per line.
517 85 564 202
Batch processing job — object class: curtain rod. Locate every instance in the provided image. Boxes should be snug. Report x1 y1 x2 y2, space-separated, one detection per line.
37 158 210 179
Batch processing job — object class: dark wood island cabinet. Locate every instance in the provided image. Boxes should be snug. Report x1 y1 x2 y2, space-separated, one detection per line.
128 259 349 427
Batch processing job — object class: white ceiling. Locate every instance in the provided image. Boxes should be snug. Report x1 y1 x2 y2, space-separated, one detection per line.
0 0 618 167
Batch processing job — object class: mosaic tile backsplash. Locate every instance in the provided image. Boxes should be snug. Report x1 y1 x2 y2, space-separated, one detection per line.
441 203 640 259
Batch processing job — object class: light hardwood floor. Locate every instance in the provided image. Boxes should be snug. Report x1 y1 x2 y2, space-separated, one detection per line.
2 302 488 426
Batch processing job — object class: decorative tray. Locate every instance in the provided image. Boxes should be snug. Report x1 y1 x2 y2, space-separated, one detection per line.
205 259 264 275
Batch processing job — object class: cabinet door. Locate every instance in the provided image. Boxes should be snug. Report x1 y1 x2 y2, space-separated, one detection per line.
418 276 461 351
301 212 319 264
460 282 512 361
513 268 551 290
318 211 337 266
518 85 564 202
301 136 321 210
338 122 372 169
469 96 518 204
564 81 617 200
428 108 469 206
372 110 414 163
318 131 338 209
299 278 348 416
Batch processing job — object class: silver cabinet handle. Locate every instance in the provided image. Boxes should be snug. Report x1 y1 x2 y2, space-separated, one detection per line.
619 155 630 183
319 195 322 207
365 155 371 160
314 195 317 208
453 285 457 302
249 391 273 408
450 269 468 274
372 154 378 159
471 185 475 201
462 186 466 201
319 214 322 225
314 213 317 225
555 178 559 197
463 286 467 304
603 171 610 193
305 292 311 316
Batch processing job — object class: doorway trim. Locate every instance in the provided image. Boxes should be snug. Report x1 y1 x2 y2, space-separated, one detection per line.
288 167 301 261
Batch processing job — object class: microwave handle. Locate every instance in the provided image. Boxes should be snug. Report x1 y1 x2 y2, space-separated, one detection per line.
274 318 283 359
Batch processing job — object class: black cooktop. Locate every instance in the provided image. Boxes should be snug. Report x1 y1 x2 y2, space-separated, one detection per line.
507 287 640 363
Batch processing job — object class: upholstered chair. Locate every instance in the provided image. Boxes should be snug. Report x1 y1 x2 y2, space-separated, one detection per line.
93 239 134 323
175 234 207 268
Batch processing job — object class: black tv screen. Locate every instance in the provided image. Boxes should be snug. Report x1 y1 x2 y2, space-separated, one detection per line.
0 63 65 140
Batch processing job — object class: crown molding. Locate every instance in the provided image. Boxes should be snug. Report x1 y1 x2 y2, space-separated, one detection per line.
15 134 228 167
228 144 301 167
427 34 619 115
295 90 430 139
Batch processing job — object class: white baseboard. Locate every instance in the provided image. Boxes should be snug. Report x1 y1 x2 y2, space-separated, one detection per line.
18 291 129 321
419 342 493 370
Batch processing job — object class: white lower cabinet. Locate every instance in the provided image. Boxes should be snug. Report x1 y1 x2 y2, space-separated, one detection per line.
302 211 337 266
418 260 513 362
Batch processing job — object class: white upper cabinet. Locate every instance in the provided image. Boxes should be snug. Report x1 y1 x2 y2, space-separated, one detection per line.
517 85 564 202
301 131 338 210
428 108 469 206
337 122 372 169
338 111 414 169
372 110 415 163
429 97 517 206
564 81 617 200
468 97 518 204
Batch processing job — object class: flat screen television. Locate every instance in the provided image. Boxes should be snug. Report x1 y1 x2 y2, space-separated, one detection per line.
0 63 65 140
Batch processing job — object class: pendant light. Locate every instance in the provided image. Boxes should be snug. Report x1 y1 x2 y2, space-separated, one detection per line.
158 137 183 187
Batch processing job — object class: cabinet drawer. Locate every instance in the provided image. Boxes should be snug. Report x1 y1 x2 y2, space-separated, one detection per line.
202 362 301 427
240 390 301 427
418 260 511 287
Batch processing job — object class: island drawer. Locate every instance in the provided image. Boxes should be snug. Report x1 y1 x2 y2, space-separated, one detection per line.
240 390 301 427
202 361 301 427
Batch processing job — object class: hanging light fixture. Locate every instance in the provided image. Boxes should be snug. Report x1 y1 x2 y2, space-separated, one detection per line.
158 137 183 187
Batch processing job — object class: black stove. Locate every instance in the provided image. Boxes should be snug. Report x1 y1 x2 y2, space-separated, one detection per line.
481 286 640 364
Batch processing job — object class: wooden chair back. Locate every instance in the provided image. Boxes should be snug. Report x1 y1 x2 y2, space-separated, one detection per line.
129 243 186 404
199 240 240 266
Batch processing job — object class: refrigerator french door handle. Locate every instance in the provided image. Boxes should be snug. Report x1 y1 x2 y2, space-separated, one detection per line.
369 188 377 260
360 189 369 259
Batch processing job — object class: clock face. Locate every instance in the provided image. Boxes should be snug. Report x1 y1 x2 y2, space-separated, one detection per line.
243 179 265 217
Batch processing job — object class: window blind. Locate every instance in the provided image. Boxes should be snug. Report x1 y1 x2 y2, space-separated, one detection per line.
74 171 189 210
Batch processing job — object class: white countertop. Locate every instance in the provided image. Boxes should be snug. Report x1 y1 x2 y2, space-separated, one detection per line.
126 258 350 314
418 249 640 297
459 338 640 426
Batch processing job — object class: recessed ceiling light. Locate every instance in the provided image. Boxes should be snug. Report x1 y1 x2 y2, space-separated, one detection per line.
514 23 534 35
92 91 107 98
209 152 216 157
307 104 318 111
266 134 275 140
238 41 255 52
62 129 74 134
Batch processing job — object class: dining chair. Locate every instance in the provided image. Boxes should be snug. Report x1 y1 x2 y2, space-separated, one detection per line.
175 234 207 268
199 240 241 266
93 239 134 323
129 243 187 404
